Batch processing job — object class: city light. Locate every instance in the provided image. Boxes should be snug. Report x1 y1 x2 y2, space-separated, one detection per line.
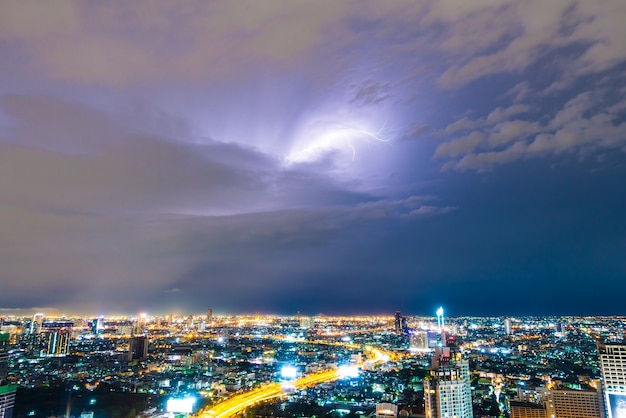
338 365 360 378
280 365 298 380
166 396 197 413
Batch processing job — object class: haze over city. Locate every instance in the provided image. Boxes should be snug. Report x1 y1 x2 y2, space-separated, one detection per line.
1 1 625 316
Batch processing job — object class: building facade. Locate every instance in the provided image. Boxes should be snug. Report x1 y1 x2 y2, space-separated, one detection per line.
549 387 604 418
425 347 473 418
0 333 16 418
598 341 626 418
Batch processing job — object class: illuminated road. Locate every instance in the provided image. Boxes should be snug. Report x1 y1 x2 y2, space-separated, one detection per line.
196 344 390 418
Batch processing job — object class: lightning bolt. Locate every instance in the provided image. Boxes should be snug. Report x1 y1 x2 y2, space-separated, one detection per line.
287 121 394 164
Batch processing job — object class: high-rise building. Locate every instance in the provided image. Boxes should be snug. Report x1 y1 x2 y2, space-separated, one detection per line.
504 318 513 335
0 333 16 418
394 311 402 334
548 386 604 418
425 347 473 418
40 321 73 357
206 309 213 323
598 340 626 418
30 313 44 335
128 336 148 361
43 331 70 356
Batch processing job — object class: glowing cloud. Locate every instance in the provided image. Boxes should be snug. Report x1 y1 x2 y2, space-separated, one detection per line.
286 121 392 165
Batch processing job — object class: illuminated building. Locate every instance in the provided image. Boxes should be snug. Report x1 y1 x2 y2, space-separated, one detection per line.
598 341 626 418
376 403 398 418
436 307 445 332
41 321 73 357
548 387 604 418
206 309 213 323
504 318 512 335
510 401 547 418
30 313 44 335
0 333 16 418
425 347 473 418
128 336 148 361
410 331 429 351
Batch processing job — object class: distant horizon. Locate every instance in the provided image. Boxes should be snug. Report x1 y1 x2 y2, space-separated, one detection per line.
1 307 625 319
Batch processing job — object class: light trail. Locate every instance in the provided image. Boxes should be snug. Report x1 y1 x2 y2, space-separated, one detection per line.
195 340 392 418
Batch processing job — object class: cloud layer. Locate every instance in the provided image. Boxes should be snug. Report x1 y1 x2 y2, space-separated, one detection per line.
1 0 625 315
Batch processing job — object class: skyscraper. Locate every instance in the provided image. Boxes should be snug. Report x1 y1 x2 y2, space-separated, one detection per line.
29 313 43 335
598 340 626 418
394 311 402 334
40 321 73 357
504 318 512 335
425 347 473 418
128 336 148 362
0 333 16 418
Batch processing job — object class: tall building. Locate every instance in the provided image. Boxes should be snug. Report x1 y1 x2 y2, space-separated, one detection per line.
548 386 604 418
598 340 626 418
30 313 44 335
0 333 16 418
394 311 402 334
206 309 213 323
40 321 73 357
128 336 148 361
504 318 513 335
425 347 473 418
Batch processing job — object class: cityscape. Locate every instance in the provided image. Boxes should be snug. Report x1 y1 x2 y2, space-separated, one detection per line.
2 1 626 418
2 310 626 417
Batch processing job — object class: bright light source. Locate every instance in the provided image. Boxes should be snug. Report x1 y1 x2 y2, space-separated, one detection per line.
341 336 351 342
338 365 360 378
281 365 298 379
166 397 196 413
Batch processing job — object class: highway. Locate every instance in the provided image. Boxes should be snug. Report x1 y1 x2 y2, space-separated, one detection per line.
195 344 390 418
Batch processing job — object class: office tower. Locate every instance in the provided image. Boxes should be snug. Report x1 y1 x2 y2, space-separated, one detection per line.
40 321 73 357
0 333 16 418
425 347 473 418
43 331 70 356
128 336 148 361
206 309 213 323
504 318 512 335
548 387 604 418
394 311 402 334
598 340 626 418
30 313 44 335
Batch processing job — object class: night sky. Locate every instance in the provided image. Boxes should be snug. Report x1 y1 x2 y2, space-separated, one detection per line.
1 1 625 316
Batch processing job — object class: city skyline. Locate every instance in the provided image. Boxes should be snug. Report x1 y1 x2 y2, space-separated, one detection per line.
1 1 625 315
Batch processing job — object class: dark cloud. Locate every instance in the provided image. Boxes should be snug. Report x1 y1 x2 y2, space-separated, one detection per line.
1 0 625 315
